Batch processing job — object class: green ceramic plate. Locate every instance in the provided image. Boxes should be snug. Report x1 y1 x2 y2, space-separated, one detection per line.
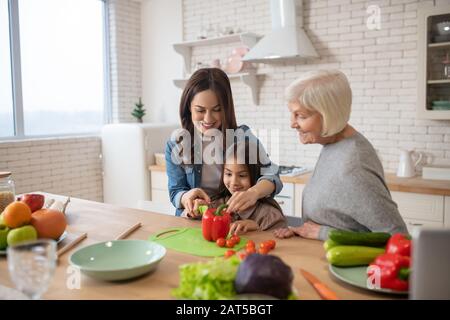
329 265 408 295
69 240 166 281
0 231 68 256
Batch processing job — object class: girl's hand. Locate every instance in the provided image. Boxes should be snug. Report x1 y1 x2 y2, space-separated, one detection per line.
273 221 321 240
230 220 258 235
181 188 210 216
226 189 259 213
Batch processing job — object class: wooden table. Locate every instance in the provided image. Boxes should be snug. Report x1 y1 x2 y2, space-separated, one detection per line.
0 193 399 300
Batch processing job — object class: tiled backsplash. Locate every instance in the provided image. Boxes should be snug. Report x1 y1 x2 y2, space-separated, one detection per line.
183 0 450 172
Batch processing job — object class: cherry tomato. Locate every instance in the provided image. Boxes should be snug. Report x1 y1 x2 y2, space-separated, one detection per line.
260 242 271 251
231 235 241 244
226 239 236 248
258 247 269 255
246 246 256 255
216 238 226 247
238 252 247 260
266 240 276 250
246 240 255 249
224 250 236 258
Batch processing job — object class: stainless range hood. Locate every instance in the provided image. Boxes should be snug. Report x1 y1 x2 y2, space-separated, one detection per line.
242 0 319 62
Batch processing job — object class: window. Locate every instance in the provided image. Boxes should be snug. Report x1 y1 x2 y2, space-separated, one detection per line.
1 0 110 138
0 0 14 137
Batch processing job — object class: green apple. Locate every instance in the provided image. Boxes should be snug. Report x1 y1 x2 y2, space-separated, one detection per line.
0 224 9 250
7 225 37 246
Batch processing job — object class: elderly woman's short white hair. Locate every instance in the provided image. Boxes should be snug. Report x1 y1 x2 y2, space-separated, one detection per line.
285 70 352 137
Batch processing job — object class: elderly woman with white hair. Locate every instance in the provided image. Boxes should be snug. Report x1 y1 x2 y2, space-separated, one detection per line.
274 70 407 241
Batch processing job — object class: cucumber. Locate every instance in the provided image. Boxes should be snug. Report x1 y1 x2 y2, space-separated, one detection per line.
326 246 385 267
323 239 339 251
328 230 390 247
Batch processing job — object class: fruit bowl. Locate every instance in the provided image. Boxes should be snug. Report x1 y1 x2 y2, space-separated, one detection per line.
69 240 166 281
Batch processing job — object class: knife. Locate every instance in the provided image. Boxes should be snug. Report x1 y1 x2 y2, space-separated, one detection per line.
300 268 340 300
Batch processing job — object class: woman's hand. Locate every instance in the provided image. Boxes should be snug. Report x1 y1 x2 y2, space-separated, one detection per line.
181 188 210 216
273 221 321 240
229 220 259 235
226 189 259 213
183 198 208 219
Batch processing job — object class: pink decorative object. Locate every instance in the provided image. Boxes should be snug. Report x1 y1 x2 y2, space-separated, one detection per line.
224 55 244 74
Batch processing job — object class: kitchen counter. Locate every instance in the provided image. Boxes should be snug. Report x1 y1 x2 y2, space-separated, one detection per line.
0 193 397 300
149 165 450 196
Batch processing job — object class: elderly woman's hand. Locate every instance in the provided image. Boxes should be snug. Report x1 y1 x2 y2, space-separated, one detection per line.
274 221 321 240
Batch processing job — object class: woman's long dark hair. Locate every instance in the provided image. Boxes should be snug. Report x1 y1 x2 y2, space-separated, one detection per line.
213 139 283 213
178 68 238 164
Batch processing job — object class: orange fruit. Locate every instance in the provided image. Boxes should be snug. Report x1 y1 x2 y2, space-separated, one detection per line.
2 201 32 228
30 209 66 240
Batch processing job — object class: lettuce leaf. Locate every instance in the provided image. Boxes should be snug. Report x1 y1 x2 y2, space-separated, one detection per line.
172 256 241 300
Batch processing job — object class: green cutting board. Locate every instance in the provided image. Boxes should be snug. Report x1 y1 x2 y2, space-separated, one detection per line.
148 227 247 257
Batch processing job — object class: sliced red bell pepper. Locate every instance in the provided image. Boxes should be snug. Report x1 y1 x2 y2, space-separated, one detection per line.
368 253 410 291
386 233 411 257
201 204 231 242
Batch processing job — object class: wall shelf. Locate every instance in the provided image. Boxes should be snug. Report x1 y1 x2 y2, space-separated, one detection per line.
173 32 264 105
428 79 450 85
417 3 450 119
173 32 261 74
173 71 265 105
428 41 450 49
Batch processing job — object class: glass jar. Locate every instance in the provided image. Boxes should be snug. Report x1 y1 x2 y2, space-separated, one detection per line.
0 171 16 213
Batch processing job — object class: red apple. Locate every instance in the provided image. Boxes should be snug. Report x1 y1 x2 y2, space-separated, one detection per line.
19 194 45 213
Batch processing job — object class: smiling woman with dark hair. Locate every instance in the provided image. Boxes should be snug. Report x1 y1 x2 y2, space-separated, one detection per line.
165 68 283 217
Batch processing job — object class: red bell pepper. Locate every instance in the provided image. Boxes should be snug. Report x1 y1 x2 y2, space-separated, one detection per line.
386 233 411 257
368 253 410 291
202 204 231 242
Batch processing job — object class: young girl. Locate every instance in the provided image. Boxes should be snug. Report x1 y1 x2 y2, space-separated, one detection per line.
184 139 287 235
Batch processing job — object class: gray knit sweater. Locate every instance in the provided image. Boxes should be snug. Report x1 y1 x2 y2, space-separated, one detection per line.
302 132 408 240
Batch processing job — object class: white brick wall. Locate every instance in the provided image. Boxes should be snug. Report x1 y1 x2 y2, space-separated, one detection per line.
109 0 142 123
182 0 450 172
0 137 103 202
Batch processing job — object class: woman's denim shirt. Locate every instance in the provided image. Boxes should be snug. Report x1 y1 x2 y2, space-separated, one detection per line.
165 125 283 216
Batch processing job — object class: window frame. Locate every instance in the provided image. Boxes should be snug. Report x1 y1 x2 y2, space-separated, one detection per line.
2 0 111 141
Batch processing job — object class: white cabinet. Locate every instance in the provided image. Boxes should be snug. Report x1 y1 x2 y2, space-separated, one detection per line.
417 3 450 119
150 170 171 205
274 183 294 217
294 184 305 218
391 191 446 233
445 196 450 228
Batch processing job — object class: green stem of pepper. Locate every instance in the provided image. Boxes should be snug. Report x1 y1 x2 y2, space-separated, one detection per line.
398 268 410 281
214 204 228 216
